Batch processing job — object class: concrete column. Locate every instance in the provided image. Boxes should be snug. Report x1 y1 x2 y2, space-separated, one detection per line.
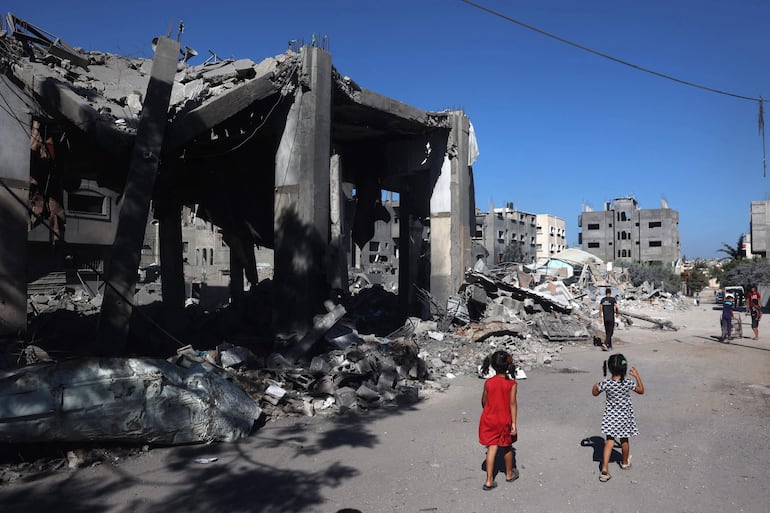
158 198 185 311
398 185 424 317
273 46 332 334
0 77 32 337
229 246 245 305
328 154 348 292
97 37 180 352
429 112 473 307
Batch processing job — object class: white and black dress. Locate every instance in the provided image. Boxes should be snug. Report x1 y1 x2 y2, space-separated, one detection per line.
598 377 639 438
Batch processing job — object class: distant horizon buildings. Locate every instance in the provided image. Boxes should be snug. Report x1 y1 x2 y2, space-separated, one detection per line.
471 204 567 266
578 197 680 265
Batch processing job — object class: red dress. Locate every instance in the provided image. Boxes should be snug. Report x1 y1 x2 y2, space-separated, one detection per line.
478 375 516 446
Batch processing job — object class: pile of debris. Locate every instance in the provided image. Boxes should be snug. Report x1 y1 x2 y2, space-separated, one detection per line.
1 261 694 482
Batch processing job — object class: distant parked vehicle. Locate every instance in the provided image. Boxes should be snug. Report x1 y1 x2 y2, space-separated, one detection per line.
723 286 745 308
715 291 724 304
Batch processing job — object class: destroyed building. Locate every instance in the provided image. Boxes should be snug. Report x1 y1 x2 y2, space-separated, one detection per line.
0 15 701 467
0 14 479 350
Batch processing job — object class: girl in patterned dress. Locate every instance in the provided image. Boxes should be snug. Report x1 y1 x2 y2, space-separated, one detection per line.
591 353 645 482
478 350 518 490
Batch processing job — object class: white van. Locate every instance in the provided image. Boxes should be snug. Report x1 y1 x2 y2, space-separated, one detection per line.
723 286 745 307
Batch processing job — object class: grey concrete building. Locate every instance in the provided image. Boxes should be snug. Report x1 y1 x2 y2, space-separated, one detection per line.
750 200 770 258
578 197 680 265
0 15 478 347
473 204 537 265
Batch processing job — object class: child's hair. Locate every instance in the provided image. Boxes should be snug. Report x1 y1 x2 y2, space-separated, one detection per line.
481 350 515 377
602 353 628 380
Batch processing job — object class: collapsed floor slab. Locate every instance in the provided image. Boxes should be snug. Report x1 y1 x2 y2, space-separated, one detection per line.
0 356 261 444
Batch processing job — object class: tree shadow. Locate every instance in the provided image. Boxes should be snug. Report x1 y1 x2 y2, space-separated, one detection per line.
0 391 427 512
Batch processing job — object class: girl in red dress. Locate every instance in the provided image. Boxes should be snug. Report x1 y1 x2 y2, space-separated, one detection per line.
478 350 518 490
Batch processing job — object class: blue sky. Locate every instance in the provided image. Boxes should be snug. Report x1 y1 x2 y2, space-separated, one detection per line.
5 0 769 258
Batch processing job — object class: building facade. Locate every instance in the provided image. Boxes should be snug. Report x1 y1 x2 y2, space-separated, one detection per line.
473 204 538 265
750 200 770 258
535 214 567 260
578 197 680 265
141 206 274 294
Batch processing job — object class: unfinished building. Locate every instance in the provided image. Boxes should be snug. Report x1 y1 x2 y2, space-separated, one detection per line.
578 197 680 265
750 199 770 258
0 15 478 353
473 204 538 265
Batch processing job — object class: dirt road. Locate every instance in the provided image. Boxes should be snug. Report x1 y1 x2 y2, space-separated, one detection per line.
2 297 769 513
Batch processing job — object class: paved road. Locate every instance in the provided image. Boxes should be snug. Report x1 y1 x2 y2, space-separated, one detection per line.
2 305 769 513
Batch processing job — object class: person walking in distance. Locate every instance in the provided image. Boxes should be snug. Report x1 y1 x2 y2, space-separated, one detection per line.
478 350 518 490
599 288 619 351
750 300 762 340
592 354 645 482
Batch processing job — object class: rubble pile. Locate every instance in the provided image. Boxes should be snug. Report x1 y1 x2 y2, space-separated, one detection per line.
1 262 695 482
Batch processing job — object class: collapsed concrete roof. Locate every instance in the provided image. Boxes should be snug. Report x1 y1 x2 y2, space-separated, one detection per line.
1 13 479 348
1 15 456 192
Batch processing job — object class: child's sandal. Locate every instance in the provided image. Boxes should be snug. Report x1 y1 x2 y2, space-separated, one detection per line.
620 455 632 470
599 471 611 482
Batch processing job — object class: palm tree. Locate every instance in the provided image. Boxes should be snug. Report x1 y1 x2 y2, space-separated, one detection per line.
718 234 745 261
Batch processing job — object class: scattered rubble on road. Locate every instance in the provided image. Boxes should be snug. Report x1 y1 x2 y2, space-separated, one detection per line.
0 260 697 482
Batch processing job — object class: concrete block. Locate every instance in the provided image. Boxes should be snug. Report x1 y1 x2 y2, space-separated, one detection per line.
396 386 419 405
313 375 335 395
469 284 489 304
309 356 331 375
335 386 358 409
355 384 380 402
261 384 287 406
377 368 398 390
203 63 237 82
233 58 256 77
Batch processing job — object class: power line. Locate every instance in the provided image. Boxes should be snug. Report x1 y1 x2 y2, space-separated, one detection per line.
459 0 762 103
459 0 766 176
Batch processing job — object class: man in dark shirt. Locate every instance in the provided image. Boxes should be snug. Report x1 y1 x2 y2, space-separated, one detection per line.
598 288 619 351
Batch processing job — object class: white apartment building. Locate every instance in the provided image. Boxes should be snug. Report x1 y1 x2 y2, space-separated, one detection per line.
535 214 567 260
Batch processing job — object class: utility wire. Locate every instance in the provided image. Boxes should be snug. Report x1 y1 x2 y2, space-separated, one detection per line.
460 0 761 103
459 0 766 175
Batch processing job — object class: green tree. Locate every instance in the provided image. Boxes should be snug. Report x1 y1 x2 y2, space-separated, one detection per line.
721 259 770 289
500 242 524 263
717 234 745 261
685 268 709 294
